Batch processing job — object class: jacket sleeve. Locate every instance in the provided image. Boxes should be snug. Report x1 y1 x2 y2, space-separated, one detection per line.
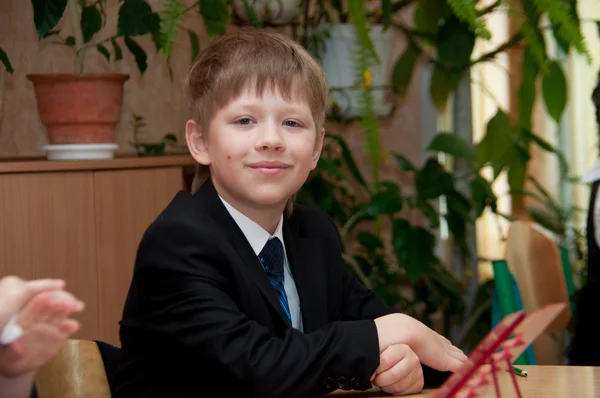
326 216 453 388
126 217 380 398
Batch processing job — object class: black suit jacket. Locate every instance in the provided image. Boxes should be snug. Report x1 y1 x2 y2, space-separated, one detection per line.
112 180 450 398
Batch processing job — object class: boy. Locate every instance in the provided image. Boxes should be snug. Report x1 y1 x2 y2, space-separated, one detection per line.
113 29 466 398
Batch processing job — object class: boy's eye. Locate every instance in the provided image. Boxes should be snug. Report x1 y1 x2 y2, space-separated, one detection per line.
283 120 302 128
235 118 254 125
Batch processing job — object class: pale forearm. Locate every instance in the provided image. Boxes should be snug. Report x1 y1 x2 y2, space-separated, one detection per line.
0 371 36 398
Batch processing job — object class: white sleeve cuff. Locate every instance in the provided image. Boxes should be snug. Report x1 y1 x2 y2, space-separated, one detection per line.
0 315 23 346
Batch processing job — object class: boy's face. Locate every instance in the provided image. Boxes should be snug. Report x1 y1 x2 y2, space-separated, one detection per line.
187 85 324 212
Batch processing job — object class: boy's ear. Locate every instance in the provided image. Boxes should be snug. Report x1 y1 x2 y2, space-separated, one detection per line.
185 120 211 166
311 127 325 170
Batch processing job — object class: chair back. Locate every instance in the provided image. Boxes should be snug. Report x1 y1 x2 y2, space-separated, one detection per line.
505 220 571 364
34 339 111 398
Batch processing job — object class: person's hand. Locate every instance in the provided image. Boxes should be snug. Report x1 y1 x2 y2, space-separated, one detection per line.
0 276 65 330
0 289 84 377
374 313 467 372
371 344 424 396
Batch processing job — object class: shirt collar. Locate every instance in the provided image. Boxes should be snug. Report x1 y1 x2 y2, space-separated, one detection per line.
218 195 284 256
583 159 600 184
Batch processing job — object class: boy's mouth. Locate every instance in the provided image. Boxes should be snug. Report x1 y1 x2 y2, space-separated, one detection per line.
247 161 291 176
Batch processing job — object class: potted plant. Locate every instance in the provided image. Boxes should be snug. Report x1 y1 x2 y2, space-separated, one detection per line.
306 0 394 119
26 0 159 159
232 0 301 26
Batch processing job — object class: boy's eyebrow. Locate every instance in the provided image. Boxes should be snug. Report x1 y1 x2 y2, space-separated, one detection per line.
231 102 312 117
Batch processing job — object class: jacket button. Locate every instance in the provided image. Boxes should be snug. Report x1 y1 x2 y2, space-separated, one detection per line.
351 377 361 389
336 376 349 389
324 377 335 389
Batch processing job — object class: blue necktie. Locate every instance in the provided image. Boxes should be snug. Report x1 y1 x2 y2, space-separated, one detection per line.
259 238 292 325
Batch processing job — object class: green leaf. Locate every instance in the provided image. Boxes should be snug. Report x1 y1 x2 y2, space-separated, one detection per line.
476 109 515 177
0 48 14 74
65 36 75 47
522 130 569 174
392 153 417 172
436 15 475 69
391 45 418 100
124 36 147 74
159 0 186 61
366 182 403 216
526 204 564 235
542 59 567 123
415 158 454 200
393 219 436 282
518 46 539 130
240 0 262 28
81 5 102 43
446 189 472 218
317 158 346 179
446 0 491 39
111 38 123 61
96 43 110 61
357 231 384 252
117 0 160 37
200 0 229 37
32 0 68 39
430 65 456 112
382 0 392 30
326 133 370 192
187 29 200 62
417 200 440 228
470 176 497 217
507 150 529 192
414 0 450 34
427 132 475 161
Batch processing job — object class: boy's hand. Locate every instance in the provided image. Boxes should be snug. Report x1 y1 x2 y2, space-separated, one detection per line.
0 276 65 330
371 344 424 396
0 290 84 377
375 313 467 372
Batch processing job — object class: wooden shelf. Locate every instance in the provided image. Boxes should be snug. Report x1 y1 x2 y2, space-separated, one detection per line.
0 155 196 174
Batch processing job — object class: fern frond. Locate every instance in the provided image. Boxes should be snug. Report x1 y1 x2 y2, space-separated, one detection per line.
447 0 492 40
347 0 378 63
532 0 590 61
160 0 186 61
347 0 381 190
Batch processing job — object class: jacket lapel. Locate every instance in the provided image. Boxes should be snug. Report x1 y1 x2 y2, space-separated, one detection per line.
195 180 291 327
283 218 328 333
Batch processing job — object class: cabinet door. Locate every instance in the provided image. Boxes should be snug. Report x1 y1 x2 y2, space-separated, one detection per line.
94 166 184 346
0 172 99 340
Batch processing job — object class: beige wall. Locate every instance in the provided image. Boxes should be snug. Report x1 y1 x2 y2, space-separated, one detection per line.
0 0 424 180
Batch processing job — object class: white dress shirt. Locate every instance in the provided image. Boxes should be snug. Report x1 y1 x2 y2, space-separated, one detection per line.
218 196 304 332
583 160 600 248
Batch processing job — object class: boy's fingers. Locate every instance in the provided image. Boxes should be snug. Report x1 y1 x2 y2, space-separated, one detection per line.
25 279 65 296
374 352 419 388
375 344 408 375
57 319 80 336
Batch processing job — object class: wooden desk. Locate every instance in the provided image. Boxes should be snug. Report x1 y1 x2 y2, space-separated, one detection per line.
328 366 600 397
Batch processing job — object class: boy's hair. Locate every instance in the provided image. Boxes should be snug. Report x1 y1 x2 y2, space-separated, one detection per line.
593 69 600 155
185 28 329 215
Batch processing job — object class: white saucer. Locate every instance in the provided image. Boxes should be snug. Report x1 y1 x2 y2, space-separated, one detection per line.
42 143 119 161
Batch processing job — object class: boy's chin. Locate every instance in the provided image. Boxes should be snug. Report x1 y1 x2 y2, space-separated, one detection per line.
249 192 294 209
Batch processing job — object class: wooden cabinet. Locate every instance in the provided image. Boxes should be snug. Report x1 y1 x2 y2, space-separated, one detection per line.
0 156 195 346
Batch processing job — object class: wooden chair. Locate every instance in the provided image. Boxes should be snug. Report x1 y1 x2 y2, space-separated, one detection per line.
34 340 112 398
505 220 572 365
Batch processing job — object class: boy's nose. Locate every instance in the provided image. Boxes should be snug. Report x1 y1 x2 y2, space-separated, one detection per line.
256 124 285 151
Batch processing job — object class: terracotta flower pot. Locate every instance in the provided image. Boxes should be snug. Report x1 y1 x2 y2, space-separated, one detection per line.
27 73 129 144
